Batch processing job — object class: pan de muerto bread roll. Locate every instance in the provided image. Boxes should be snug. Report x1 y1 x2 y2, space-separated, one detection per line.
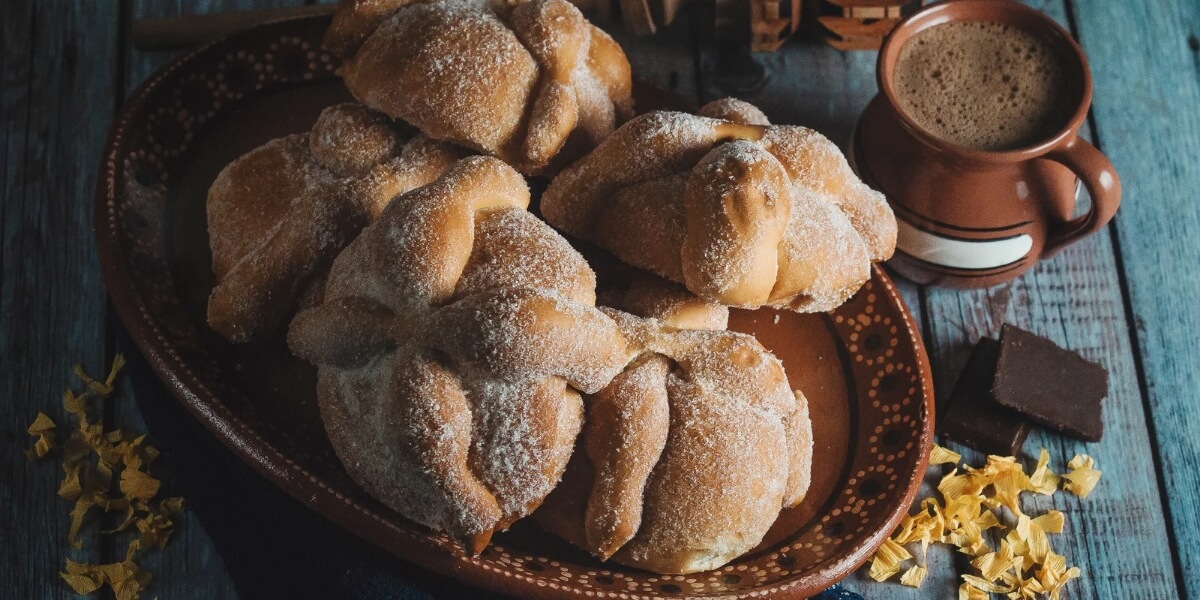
207 103 461 342
541 98 897 312
287 156 635 552
535 277 814 574
326 0 634 174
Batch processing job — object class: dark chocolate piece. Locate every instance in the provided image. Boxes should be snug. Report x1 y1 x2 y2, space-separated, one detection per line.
992 324 1108 442
940 337 1033 456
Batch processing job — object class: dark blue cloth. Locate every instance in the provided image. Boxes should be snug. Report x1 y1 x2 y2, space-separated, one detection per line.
123 334 857 600
812 584 865 600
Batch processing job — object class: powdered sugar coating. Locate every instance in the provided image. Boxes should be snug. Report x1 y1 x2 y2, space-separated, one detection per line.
540 99 897 314
337 0 633 174
206 103 461 343
289 157 635 549
535 278 813 574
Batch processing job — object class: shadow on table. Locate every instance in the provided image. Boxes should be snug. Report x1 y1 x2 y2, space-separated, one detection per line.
121 329 510 600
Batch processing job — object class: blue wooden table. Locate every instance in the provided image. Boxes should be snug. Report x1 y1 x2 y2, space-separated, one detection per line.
2 1 1197 598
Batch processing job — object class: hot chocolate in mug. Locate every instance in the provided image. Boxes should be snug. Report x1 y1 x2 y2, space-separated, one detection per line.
853 0 1120 288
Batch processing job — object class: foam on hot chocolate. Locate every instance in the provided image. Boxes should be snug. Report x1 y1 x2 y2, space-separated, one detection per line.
895 20 1072 151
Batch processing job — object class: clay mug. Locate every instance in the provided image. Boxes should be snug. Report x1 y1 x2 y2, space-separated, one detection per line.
853 0 1120 288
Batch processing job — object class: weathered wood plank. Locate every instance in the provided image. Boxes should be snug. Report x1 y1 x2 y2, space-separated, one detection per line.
114 2 318 598
692 33 955 600
917 1 1181 598
0 1 120 597
1069 0 1200 597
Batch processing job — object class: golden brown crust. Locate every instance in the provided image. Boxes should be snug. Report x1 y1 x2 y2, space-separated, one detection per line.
334 0 634 174
206 103 460 343
288 157 636 548
615 330 794 574
535 279 813 574
696 97 770 125
541 99 897 313
583 355 670 559
682 140 792 306
607 274 729 331
324 0 416 58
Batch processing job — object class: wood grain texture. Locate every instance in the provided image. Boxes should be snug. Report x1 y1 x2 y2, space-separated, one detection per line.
1069 0 1200 597
919 1 1182 598
0 1 120 597
110 1 320 598
2 1 1190 599
690 29 956 600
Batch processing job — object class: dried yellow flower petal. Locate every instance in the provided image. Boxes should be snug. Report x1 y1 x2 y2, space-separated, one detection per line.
959 582 989 600
74 354 126 397
1032 510 1065 534
1063 454 1101 498
25 412 58 460
899 564 927 588
868 538 912 581
869 449 1097 599
1015 514 1052 563
962 574 1015 593
990 460 1032 516
62 390 89 420
30 354 178 600
60 560 105 595
972 546 1018 582
120 468 161 502
930 444 962 465
1028 449 1060 495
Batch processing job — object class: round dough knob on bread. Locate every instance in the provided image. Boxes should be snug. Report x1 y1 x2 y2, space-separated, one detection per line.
288 156 637 552
329 0 634 174
206 103 461 343
535 276 814 574
541 98 897 313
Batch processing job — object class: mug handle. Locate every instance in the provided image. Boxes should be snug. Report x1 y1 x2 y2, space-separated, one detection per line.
1041 136 1121 257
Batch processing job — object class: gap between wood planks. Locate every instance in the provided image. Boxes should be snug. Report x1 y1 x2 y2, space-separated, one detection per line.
683 1 1183 598
0 2 118 598
1066 0 1200 597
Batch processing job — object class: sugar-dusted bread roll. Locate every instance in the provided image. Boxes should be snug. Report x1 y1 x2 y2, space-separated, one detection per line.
288 156 636 552
206 103 461 342
536 277 814 574
327 0 634 174
541 98 897 312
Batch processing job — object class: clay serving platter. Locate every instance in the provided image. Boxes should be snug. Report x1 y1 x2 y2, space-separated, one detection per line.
95 16 934 600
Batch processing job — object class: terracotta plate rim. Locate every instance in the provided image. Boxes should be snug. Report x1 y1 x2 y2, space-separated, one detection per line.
94 16 935 600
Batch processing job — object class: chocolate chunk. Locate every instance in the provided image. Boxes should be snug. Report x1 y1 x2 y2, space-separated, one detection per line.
991 324 1108 442
940 337 1033 456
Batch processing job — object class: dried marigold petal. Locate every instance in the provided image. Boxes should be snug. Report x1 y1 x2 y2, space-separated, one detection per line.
962 574 1015 593
26 412 59 460
1063 454 1101 498
899 564 927 588
60 560 105 595
119 467 161 502
34 354 176 600
74 354 126 398
1032 510 1065 534
959 582 989 600
930 444 962 465
868 448 1097 600
1028 448 1060 495
868 537 912 581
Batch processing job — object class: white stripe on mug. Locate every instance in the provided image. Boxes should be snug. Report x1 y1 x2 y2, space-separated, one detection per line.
895 218 1033 271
